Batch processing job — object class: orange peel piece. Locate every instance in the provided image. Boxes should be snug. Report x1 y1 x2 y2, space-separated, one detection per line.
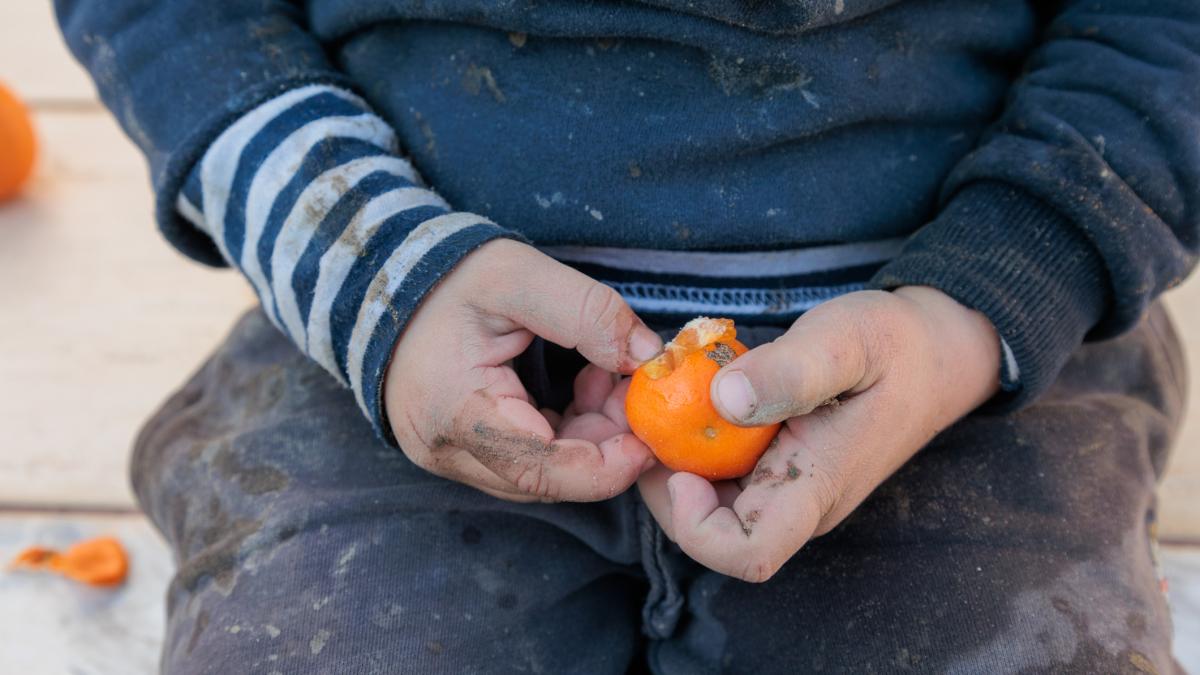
10 536 129 587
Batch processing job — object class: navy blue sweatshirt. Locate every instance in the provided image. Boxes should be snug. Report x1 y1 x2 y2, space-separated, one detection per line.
55 1 1200 443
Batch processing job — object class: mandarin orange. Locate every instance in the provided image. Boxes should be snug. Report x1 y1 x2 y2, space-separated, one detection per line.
625 317 780 480
0 81 36 202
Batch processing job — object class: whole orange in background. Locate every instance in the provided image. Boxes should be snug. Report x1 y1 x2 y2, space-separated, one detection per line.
626 317 780 480
0 81 37 202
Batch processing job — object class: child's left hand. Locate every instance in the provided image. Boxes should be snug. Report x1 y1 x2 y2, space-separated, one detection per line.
620 287 1002 582
552 364 636 456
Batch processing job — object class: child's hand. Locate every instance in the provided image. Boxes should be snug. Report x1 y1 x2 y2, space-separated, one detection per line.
637 287 1001 582
384 239 662 503
554 365 634 446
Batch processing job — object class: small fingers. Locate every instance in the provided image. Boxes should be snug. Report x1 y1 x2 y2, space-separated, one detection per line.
559 373 631 440
557 410 623 445
489 249 662 374
711 292 896 426
665 419 837 583
456 394 654 502
540 407 563 430
668 472 784 583
667 467 822 584
602 378 632 431
637 463 675 538
668 384 925 582
572 364 620 415
419 446 540 503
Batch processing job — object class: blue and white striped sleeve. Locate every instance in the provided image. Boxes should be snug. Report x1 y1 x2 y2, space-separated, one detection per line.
175 84 519 443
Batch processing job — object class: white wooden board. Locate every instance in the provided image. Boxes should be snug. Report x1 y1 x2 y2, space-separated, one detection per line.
1163 288 1200 542
1164 547 1200 668
0 1 96 103
0 108 254 509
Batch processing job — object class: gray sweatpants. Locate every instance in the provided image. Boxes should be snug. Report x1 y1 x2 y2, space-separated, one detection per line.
133 305 1186 674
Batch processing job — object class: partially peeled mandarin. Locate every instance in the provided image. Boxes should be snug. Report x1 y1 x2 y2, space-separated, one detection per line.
625 317 780 480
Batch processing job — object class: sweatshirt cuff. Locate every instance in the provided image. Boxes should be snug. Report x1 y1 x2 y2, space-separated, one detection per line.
870 181 1111 409
175 84 522 445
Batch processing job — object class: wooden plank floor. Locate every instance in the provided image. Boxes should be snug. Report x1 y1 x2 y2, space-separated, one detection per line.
0 5 252 509
1167 548 1200 669
1162 283 1200 542
0 109 253 509
0 2 1198 673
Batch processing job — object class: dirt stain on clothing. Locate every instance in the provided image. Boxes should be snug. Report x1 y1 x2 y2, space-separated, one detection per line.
309 628 331 655
185 609 210 655
214 444 289 495
463 64 506 103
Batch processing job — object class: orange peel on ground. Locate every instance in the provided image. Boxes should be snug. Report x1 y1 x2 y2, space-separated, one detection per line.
10 536 129 587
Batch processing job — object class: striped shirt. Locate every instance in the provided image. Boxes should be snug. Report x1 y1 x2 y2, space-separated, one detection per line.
61 0 1200 432
177 85 514 441
179 84 1019 443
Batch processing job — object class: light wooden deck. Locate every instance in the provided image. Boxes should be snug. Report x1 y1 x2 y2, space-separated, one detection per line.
0 3 1196 672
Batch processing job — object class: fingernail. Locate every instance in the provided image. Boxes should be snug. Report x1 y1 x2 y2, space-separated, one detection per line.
716 370 757 421
667 477 678 503
629 326 663 363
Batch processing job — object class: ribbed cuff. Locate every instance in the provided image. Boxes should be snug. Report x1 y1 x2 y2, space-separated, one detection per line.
870 181 1111 409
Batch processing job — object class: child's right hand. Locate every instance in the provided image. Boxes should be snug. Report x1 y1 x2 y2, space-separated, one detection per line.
383 239 663 503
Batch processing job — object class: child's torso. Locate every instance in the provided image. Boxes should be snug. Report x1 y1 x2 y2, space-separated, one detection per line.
309 0 1040 251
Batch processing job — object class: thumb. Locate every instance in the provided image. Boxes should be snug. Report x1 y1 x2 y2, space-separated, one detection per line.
492 245 662 373
711 302 874 426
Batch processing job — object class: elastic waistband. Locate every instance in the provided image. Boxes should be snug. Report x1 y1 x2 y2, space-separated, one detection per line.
541 237 905 325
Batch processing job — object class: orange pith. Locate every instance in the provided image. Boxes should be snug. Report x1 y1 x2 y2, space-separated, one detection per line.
625 318 781 480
